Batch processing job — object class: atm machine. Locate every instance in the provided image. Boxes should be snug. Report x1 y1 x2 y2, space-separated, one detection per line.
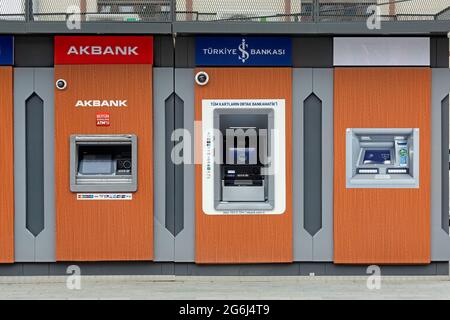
54 36 154 261
334 67 430 265
211 110 275 211
70 135 137 193
195 67 293 264
219 120 269 206
346 128 419 188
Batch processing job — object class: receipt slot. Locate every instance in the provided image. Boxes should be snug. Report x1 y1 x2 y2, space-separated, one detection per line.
70 135 137 192
346 128 419 188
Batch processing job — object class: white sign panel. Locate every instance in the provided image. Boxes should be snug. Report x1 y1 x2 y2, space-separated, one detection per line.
334 37 430 66
76 194 133 200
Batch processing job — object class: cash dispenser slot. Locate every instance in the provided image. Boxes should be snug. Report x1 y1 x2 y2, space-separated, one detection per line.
70 135 137 192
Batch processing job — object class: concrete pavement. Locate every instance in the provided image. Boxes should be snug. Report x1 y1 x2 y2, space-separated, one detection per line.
1 275 450 299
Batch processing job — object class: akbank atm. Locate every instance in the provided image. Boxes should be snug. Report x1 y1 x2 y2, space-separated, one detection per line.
70 135 137 193
346 128 419 188
54 36 154 261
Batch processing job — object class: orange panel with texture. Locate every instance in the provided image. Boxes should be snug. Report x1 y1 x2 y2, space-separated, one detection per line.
55 64 153 261
334 68 431 264
195 68 293 264
0 67 14 263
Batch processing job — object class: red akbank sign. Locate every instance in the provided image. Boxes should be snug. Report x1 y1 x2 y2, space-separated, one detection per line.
55 36 153 65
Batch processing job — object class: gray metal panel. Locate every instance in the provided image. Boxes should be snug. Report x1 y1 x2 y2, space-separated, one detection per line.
311 68 333 261
174 94 185 236
154 35 174 68
14 36 54 67
34 68 55 262
171 21 450 35
293 68 334 262
174 68 195 262
14 68 35 262
14 68 55 262
292 37 333 68
165 94 176 236
303 93 322 236
435 38 449 68
153 67 175 261
293 68 313 261
1 20 450 36
175 37 196 68
0 262 446 277
0 21 172 34
442 96 449 232
164 93 185 236
430 37 450 68
431 68 450 261
25 93 45 237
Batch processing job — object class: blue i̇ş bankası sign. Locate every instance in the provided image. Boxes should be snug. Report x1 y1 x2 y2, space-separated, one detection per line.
196 37 292 66
0 36 13 65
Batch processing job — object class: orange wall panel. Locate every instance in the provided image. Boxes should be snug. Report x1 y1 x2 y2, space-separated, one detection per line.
195 68 293 264
334 68 431 264
0 67 14 263
55 64 153 261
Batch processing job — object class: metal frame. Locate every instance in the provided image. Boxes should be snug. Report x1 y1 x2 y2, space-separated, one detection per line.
1 20 448 35
345 128 420 189
70 134 138 193
0 0 448 35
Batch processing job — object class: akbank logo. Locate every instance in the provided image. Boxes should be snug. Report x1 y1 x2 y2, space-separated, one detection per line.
238 39 250 63
196 36 292 67
75 100 128 107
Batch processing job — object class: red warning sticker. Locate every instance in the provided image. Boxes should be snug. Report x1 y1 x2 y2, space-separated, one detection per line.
96 112 110 126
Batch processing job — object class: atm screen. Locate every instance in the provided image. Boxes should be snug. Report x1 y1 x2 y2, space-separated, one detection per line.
228 147 257 164
79 154 114 175
363 149 392 165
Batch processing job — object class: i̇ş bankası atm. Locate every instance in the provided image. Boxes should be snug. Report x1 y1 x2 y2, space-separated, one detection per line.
202 100 286 214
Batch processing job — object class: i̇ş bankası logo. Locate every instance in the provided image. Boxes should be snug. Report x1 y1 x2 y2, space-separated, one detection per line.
202 38 287 64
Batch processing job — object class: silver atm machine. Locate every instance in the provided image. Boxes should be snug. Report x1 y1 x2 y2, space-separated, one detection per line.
70 135 137 192
202 99 286 215
346 128 419 188
215 111 273 210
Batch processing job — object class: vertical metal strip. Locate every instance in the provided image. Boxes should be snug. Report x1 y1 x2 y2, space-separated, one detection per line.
25 93 45 237
174 94 185 236
442 95 449 232
303 93 322 236
165 94 176 235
